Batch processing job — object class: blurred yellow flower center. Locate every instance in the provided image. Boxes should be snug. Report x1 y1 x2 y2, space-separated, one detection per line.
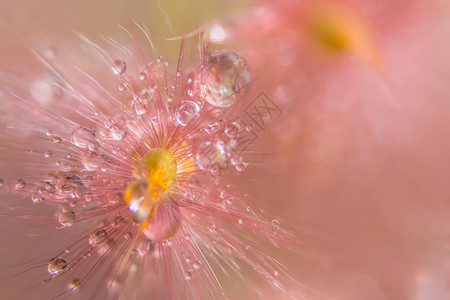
306 3 381 65
124 148 177 226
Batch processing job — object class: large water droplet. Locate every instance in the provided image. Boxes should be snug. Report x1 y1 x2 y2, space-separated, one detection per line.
58 211 76 227
88 229 107 246
175 101 200 126
111 60 127 75
48 257 68 275
197 50 251 107
126 180 151 224
143 201 181 242
72 127 98 150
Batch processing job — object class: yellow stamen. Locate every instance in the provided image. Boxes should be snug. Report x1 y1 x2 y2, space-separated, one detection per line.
306 3 382 66
124 148 177 225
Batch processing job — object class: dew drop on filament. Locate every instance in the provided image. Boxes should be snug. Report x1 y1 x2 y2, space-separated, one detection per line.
88 229 107 246
44 150 53 158
58 211 76 227
71 127 98 150
175 101 200 126
185 271 193 280
111 60 127 75
109 125 127 140
134 102 148 115
68 278 81 290
47 257 68 275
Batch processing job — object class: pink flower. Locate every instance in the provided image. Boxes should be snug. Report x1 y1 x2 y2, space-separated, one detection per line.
0 20 301 299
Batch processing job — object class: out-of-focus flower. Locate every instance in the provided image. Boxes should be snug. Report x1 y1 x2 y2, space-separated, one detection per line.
203 0 450 299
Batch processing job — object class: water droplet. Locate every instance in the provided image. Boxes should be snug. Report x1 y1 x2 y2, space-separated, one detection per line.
238 218 243 225
111 60 126 75
52 137 62 144
109 125 127 141
126 180 151 224
193 260 202 270
32 196 44 203
137 238 155 256
156 56 163 63
85 193 93 202
224 122 240 138
110 216 123 227
89 229 107 246
205 119 225 133
55 173 84 198
175 101 200 126
185 271 193 280
72 127 98 150
207 23 227 43
14 179 25 190
195 141 226 171
271 219 280 231
47 257 68 275
44 182 53 191
58 211 76 227
81 152 103 171
220 190 227 199
44 150 53 158
197 50 251 107
133 102 147 115
235 162 247 172
136 89 154 104
143 201 181 242
274 271 280 277
124 232 132 239
139 72 147 80
68 278 81 290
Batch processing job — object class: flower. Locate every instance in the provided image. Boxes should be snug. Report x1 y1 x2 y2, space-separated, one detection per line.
0 18 301 299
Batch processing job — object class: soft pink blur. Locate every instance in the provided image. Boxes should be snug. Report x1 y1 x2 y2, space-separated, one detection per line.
222 1 450 299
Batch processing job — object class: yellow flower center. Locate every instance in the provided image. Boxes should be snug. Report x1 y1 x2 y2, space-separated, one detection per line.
124 148 177 226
